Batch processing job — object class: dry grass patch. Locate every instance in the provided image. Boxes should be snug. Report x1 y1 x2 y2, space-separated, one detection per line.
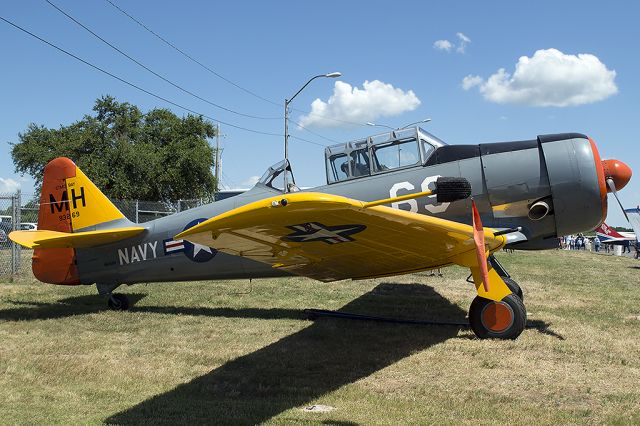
0 249 639 425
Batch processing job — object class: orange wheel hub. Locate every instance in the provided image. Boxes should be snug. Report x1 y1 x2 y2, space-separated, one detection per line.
481 302 514 332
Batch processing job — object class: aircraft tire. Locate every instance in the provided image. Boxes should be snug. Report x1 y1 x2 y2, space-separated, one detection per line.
469 294 526 340
108 293 130 311
503 277 523 301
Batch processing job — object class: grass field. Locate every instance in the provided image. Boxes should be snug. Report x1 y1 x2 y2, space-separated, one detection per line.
1 249 639 425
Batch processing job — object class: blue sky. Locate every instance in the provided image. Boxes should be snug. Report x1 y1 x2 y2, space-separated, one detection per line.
1 0 638 226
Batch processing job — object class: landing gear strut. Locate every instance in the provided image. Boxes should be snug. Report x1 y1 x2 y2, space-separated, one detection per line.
503 277 523 301
489 255 524 300
461 255 527 339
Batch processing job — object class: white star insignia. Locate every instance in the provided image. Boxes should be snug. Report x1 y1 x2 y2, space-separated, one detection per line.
192 242 213 256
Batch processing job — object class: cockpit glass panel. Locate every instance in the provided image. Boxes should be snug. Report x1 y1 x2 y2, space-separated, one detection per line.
420 139 436 161
349 148 370 177
372 138 420 172
328 153 350 183
395 128 415 140
419 128 447 146
259 160 294 191
268 169 286 191
370 133 393 145
324 127 448 184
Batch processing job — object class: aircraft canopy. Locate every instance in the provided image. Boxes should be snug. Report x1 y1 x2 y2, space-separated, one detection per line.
324 126 446 184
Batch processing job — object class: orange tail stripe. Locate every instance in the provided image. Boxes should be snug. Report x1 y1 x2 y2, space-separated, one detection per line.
33 157 80 285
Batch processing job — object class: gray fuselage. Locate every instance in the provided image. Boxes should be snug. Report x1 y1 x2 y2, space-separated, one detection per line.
75 132 605 286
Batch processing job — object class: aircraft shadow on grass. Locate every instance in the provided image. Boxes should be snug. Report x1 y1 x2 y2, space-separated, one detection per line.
0 294 149 321
0 284 562 424
0 284 563 340
0 293 309 322
104 283 561 425
106 283 463 425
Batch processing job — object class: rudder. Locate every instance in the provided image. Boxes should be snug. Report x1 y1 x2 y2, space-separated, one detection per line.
33 157 126 285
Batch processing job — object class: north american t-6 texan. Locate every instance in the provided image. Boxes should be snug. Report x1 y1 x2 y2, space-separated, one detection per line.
9 127 633 339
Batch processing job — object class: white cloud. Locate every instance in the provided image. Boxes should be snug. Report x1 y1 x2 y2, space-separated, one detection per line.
434 33 471 54
0 178 20 194
433 40 453 51
242 175 260 187
299 80 421 128
462 75 483 90
456 32 471 53
462 48 618 107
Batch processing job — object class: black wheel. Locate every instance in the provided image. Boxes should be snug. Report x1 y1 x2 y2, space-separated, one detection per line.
503 277 523 301
107 293 129 311
469 294 526 339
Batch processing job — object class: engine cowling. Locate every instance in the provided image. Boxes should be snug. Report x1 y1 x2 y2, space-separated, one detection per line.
538 133 631 237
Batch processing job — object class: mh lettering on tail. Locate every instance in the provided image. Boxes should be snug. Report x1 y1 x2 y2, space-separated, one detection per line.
49 187 87 214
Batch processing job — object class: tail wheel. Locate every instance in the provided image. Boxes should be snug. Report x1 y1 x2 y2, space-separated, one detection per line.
503 277 523 301
107 293 130 311
469 294 526 339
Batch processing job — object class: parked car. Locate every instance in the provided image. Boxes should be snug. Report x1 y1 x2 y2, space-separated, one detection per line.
19 223 38 230
0 223 10 248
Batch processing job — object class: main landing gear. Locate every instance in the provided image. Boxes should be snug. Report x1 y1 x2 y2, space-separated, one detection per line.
469 293 526 339
107 293 130 311
97 283 130 311
466 255 526 340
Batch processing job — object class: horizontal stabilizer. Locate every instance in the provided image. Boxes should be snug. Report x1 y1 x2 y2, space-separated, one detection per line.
9 227 145 249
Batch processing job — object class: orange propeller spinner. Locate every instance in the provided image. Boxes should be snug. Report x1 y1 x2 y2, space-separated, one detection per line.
602 159 632 221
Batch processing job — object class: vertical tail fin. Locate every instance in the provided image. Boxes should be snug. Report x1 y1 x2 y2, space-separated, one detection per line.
34 157 127 284
39 157 126 232
595 222 624 240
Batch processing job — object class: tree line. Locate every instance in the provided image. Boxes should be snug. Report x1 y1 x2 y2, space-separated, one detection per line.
10 96 218 202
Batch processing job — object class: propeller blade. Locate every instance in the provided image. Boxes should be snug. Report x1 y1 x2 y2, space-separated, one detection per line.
607 178 630 222
471 200 490 292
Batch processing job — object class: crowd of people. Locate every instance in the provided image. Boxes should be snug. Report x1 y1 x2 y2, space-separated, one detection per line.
560 234 590 250
559 234 640 258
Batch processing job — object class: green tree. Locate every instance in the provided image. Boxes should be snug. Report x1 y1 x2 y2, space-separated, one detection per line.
11 96 217 201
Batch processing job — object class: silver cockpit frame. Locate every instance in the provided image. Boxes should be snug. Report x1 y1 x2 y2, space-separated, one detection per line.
324 126 447 184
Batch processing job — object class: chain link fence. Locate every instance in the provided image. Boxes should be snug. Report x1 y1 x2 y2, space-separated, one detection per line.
112 199 208 223
0 191 244 281
0 192 23 280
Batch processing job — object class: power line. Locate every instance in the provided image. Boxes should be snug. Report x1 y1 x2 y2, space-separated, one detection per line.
288 119 340 144
0 15 283 137
221 170 240 190
104 0 281 108
1 13 331 148
102 0 371 129
290 135 328 148
45 0 279 121
288 106 371 127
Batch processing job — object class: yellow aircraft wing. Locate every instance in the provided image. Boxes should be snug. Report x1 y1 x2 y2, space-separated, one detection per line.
176 192 505 282
9 227 145 249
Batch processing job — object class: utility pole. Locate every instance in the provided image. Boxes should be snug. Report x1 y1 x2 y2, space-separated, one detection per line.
215 123 221 193
284 100 289 161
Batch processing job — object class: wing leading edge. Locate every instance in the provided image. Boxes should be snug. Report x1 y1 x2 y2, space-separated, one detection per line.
176 192 505 282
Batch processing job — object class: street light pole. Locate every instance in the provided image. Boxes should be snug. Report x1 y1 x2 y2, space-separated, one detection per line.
283 71 341 191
